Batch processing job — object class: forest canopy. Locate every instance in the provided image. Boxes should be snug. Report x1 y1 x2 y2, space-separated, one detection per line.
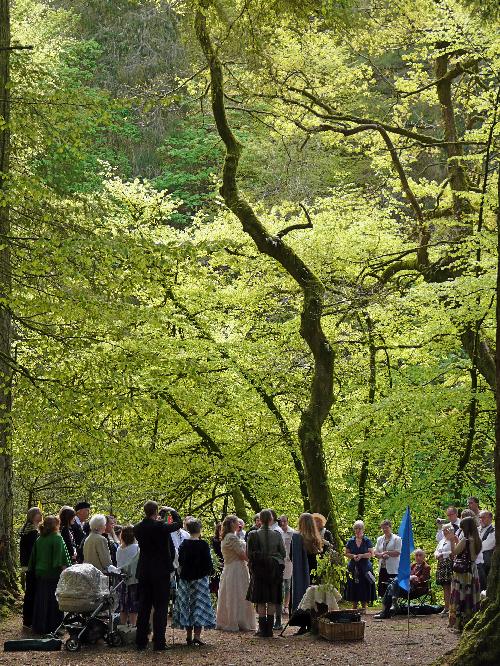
1 0 498 554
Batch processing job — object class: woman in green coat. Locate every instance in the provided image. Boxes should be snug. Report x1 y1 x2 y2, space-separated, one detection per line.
29 515 71 634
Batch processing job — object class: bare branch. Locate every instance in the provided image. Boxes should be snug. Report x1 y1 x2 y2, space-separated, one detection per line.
276 203 313 238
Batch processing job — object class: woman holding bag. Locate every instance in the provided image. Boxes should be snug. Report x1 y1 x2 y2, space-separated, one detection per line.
344 520 376 613
447 516 482 632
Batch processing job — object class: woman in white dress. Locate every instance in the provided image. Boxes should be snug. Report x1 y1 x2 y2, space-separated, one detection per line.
216 515 256 632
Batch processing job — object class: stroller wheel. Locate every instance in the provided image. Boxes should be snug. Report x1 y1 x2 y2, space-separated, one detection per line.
65 637 81 652
107 632 124 648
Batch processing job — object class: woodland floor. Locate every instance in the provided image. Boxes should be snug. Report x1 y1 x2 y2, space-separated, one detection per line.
0 610 458 666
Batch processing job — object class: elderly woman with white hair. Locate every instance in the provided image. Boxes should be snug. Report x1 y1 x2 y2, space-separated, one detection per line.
344 520 376 612
83 514 112 573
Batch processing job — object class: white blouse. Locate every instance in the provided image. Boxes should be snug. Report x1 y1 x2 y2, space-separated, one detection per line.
434 537 452 560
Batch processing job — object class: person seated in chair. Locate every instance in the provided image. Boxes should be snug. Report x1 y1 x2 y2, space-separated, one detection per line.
374 548 431 619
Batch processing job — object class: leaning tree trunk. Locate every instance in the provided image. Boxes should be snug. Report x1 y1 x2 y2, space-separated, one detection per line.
194 1 340 548
0 0 17 606
436 158 500 666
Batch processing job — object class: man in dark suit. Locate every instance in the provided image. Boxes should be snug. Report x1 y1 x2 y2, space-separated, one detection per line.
71 502 91 561
133 501 182 651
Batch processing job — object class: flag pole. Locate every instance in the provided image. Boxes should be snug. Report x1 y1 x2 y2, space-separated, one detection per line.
407 585 410 640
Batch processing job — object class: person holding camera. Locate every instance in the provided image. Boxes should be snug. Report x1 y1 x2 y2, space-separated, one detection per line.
436 507 460 542
133 502 182 651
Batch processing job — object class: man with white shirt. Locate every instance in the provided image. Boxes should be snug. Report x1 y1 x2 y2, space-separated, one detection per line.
477 510 495 590
436 507 460 542
167 512 191 559
374 520 402 597
269 509 284 534
269 510 286 630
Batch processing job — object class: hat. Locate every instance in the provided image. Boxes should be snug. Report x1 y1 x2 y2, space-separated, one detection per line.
75 501 91 511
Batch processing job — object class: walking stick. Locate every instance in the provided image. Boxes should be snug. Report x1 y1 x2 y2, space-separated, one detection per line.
407 586 410 640
279 619 289 637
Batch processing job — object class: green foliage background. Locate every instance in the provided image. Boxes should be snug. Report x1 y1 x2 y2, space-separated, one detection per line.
5 0 499 561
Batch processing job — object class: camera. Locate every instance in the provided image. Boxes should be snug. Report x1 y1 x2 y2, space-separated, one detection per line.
436 518 448 527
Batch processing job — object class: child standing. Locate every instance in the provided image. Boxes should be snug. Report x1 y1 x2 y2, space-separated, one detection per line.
173 519 216 645
116 525 139 626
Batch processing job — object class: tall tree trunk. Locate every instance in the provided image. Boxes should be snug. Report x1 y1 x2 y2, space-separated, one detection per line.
0 0 16 605
194 2 340 548
357 313 376 519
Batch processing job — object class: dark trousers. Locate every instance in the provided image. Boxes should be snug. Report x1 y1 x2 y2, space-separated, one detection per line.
477 563 487 592
136 575 170 649
382 578 403 611
378 569 396 598
22 570 36 627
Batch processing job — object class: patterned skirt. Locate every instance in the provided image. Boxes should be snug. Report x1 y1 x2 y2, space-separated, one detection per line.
436 557 453 585
172 576 216 630
449 564 481 631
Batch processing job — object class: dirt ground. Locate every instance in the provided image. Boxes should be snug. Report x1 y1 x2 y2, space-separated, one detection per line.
0 611 458 666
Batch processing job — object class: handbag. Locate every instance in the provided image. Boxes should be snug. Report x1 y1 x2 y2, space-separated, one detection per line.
452 539 472 574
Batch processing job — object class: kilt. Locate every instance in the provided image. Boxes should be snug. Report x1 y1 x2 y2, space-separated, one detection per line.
246 556 284 604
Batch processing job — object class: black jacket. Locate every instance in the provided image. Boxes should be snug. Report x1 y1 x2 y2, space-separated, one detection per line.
178 539 213 581
71 521 89 548
133 510 182 580
60 526 77 561
19 529 38 568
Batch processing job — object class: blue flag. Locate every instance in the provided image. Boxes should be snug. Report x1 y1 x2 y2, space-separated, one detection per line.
397 507 415 592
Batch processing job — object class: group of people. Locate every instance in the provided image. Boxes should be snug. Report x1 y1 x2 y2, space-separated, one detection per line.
342 497 495 634
18 495 495 649
19 502 334 648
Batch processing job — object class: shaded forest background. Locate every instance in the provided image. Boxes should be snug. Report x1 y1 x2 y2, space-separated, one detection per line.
3 0 499 556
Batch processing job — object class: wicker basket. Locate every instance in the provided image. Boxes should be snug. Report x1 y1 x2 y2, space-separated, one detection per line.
318 617 365 641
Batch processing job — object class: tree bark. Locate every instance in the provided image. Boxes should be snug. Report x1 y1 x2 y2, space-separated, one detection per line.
357 313 376 519
194 1 340 548
0 0 16 605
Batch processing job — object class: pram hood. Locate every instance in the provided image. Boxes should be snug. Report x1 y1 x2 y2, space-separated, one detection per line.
56 563 109 601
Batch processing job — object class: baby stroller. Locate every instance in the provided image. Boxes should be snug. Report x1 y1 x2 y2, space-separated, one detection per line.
52 563 126 652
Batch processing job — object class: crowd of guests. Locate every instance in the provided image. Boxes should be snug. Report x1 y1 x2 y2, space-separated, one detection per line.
342 497 495 634
18 495 496 648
